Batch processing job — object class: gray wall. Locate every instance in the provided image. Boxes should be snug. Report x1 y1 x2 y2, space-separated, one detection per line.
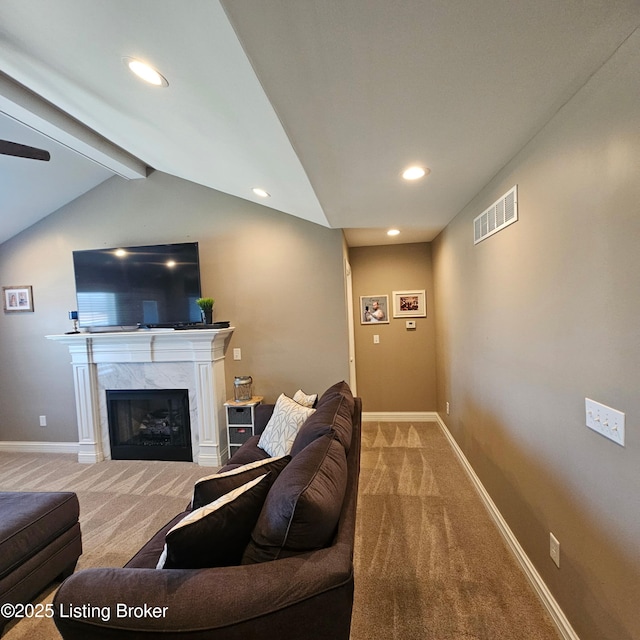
349 243 436 411
432 30 640 640
0 171 350 443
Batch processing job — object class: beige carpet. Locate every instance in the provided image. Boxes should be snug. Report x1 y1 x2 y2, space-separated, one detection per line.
351 422 560 639
0 454 209 639
0 422 560 639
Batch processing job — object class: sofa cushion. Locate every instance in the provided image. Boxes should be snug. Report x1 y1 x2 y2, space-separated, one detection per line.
222 435 271 469
318 380 353 405
191 455 290 510
290 391 354 456
242 434 348 564
253 404 276 436
157 473 272 569
289 410 333 457
258 393 315 457
293 389 317 408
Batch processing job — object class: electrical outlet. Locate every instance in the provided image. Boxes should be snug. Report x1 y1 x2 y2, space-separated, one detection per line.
233 348 241 361
585 398 625 446
549 532 560 568
39 415 47 427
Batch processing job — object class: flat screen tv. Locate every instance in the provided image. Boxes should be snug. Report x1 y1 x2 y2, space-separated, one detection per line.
72 242 202 330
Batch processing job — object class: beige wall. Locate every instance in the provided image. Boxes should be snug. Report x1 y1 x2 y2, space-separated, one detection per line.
432 30 640 640
0 171 350 443
349 242 436 412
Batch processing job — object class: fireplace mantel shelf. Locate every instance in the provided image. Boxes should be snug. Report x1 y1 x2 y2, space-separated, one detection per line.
47 328 235 466
46 328 235 363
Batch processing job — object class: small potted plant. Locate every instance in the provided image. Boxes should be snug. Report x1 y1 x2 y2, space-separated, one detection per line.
196 297 215 325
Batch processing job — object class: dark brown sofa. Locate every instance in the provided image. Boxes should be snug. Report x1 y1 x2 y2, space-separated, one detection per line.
0 491 82 634
53 381 361 640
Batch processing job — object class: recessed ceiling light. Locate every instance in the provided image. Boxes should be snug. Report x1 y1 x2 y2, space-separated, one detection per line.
252 188 270 198
123 57 168 87
402 166 430 181
387 229 401 236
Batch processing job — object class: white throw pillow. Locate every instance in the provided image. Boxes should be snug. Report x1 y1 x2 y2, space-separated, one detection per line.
258 393 315 457
293 389 317 408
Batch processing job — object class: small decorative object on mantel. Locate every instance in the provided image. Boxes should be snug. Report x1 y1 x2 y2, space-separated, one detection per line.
3 285 34 312
195 297 215 325
234 376 253 402
66 310 80 334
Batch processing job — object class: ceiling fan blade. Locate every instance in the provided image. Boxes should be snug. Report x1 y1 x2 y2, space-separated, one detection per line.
0 139 51 161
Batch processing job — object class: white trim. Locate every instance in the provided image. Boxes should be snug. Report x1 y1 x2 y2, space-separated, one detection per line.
434 413 580 640
0 73 147 180
0 441 79 454
46 329 234 466
344 258 358 396
362 411 438 422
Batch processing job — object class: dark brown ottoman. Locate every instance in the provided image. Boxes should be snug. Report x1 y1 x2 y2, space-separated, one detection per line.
0 492 82 633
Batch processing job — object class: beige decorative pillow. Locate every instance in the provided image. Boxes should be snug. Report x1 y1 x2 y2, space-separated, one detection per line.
258 393 315 457
293 389 317 408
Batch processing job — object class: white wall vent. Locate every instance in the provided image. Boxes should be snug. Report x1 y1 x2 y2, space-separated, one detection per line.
473 185 518 244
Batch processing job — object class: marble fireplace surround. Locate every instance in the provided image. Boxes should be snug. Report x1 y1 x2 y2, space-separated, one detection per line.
47 328 234 466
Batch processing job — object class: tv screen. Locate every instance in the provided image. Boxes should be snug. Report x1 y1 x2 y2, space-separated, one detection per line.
73 242 202 329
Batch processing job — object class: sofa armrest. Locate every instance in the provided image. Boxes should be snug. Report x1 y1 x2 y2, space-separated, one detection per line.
253 403 274 436
53 542 354 640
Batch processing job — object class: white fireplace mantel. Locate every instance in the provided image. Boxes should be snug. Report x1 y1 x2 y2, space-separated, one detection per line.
46 328 234 466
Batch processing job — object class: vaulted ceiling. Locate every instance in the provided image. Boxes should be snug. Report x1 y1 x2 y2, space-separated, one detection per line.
1 0 639 246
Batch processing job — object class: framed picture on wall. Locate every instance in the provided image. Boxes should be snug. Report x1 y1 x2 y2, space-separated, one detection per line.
359 295 389 324
392 290 426 318
3 285 34 312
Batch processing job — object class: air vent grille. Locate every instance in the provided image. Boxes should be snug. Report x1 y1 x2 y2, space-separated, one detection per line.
474 185 518 244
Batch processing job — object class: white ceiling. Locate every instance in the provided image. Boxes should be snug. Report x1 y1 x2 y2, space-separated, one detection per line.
1 0 639 247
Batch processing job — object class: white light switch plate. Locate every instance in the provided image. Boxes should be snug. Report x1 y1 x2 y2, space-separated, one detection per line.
549 532 560 568
585 398 625 446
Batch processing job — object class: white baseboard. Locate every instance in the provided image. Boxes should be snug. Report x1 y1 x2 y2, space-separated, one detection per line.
362 411 438 422
0 441 79 454
434 413 580 640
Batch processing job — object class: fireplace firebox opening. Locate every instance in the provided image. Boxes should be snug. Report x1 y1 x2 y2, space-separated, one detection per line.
107 389 192 462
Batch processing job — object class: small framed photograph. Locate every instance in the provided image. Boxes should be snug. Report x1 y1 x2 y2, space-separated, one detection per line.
359 295 389 324
3 285 34 312
393 290 426 318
